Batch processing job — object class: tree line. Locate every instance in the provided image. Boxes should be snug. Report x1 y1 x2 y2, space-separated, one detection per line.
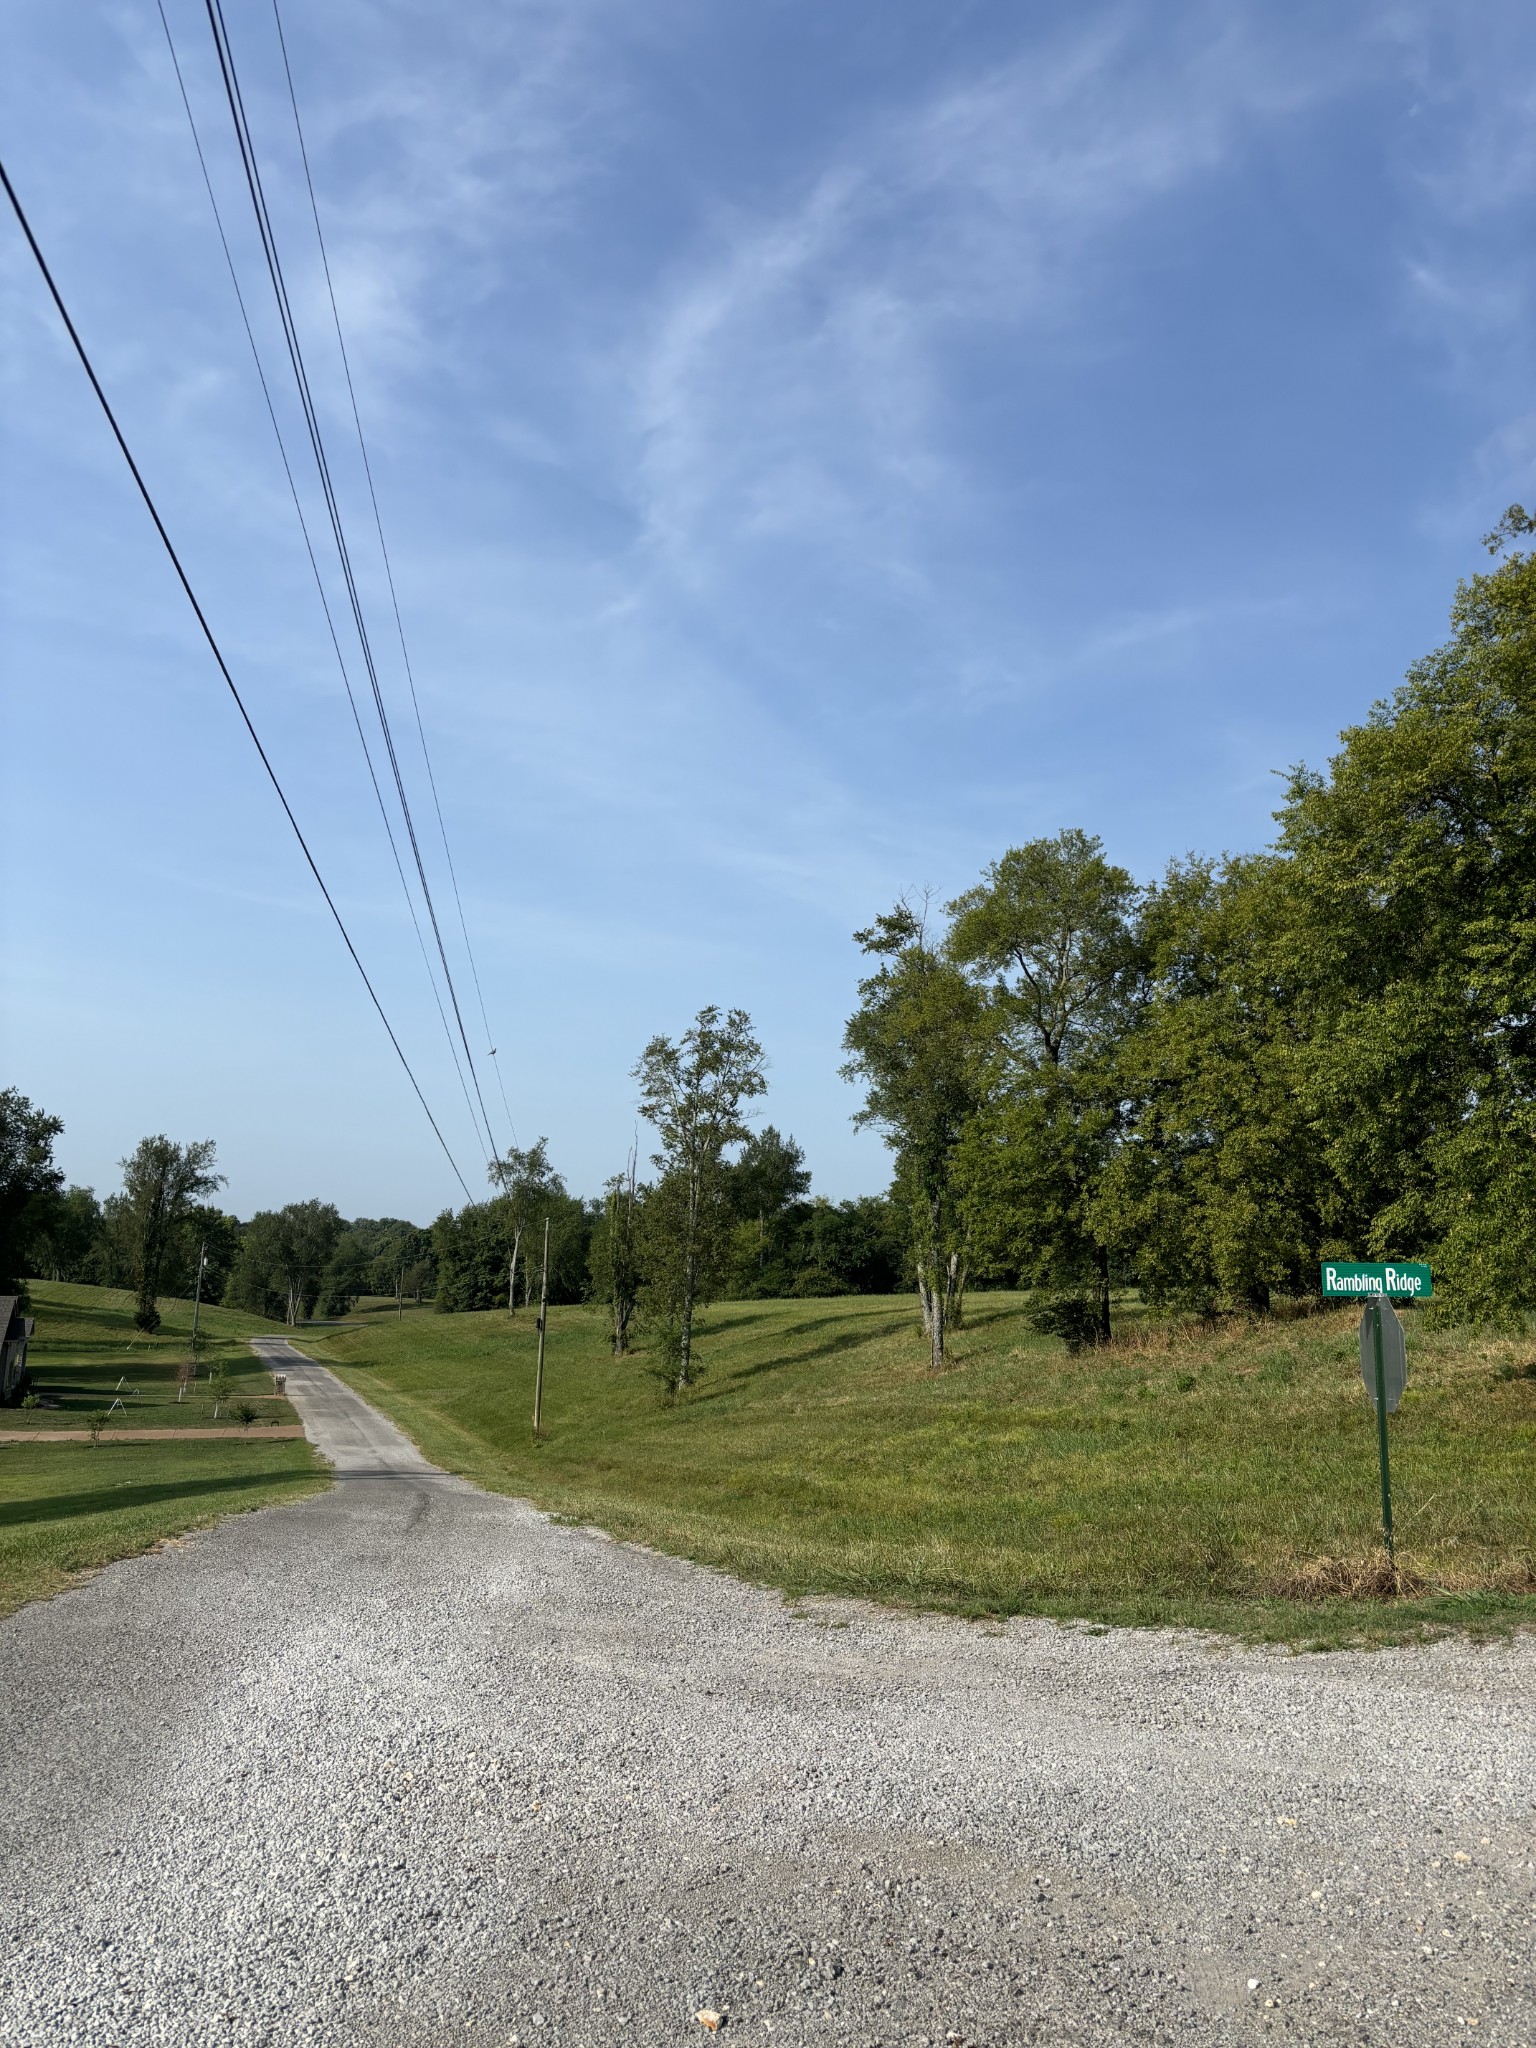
8 524 1531 1366
0 1112 434 1331
840 519 1536 1356
0 1077 903 1355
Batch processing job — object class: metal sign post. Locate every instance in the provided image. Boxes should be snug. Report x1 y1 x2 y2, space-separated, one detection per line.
1361 1297 1406 1559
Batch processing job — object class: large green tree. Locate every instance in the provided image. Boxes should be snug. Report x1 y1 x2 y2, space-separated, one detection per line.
432 1158 589 1315
21 1183 99 1285
948 831 1142 1344
225 1201 343 1325
489 1140 567 1311
1096 855 1331 1314
117 1136 223 1332
1269 517 1536 1321
635 1006 766 1393
0 1089 65 1301
723 1125 811 1289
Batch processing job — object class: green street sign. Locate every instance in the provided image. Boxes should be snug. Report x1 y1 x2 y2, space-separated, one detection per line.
1320 1261 1433 1301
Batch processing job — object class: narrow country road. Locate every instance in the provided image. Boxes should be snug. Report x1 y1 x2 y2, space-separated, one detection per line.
2 1341 1533 2047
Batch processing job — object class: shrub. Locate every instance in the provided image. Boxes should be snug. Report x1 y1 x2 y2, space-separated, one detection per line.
1024 1290 1105 1354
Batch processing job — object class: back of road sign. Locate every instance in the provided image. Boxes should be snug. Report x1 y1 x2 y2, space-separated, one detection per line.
1360 1297 1407 1414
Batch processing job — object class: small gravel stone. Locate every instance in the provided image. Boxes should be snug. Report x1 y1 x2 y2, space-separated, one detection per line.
1 1342 1532 2046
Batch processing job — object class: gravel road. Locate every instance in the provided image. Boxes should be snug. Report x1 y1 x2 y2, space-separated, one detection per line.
2 1340 1532 2047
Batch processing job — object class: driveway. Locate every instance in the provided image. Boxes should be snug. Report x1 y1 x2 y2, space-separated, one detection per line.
1 1340 1531 2045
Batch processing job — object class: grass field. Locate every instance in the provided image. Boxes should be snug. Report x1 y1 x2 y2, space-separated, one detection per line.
303 1291 1536 1646
0 1283 328 1616
10 1281 302 1432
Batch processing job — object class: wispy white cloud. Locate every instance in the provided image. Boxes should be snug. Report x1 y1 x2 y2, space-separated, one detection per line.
624 11 1352 597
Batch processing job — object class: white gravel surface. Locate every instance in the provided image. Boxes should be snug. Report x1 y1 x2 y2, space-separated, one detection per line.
2 1339 1533 2046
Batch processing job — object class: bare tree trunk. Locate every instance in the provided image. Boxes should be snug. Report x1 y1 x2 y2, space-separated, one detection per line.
1094 1243 1112 1344
508 1228 521 1317
608 1147 638 1356
944 1249 966 1332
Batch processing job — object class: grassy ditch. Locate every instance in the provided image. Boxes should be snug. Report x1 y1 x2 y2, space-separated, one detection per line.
303 1291 1536 1647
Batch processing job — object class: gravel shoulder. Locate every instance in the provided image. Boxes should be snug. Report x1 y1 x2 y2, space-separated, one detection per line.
1 1341 1532 2047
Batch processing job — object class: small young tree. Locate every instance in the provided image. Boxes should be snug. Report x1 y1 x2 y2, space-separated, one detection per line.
634 1006 766 1394
117 1136 223 1333
588 1147 643 1356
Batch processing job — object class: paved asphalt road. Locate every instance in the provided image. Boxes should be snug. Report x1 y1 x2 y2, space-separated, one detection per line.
1 1340 1533 2047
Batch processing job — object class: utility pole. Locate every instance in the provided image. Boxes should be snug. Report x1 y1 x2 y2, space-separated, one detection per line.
532 1216 550 1437
190 1240 207 1374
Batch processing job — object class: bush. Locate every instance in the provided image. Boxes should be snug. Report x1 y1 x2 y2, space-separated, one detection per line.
1024 1290 1106 1354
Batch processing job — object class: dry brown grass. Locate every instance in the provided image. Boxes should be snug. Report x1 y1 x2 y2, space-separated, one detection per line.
1273 1549 1536 1602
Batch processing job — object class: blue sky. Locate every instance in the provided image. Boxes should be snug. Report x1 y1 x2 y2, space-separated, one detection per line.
4 0 1536 1220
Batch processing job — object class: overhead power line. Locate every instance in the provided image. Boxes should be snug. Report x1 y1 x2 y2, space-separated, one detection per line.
153 0 491 1162
200 0 502 1170
0 154 474 1204
269 0 518 1149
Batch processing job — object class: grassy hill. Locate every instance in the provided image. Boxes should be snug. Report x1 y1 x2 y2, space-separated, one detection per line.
303 1290 1536 1646
0 1282 326 1616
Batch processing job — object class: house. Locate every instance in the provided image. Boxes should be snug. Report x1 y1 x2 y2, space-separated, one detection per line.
1 1298 34 1402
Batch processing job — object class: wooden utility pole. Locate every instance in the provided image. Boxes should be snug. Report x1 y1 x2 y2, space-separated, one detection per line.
189 1240 207 1372
532 1216 550 1437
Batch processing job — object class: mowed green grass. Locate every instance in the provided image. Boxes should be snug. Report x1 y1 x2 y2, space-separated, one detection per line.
0 1439 326 1616
306 1292 1536 1645
0 1283 328 1616
11 1281 302 1431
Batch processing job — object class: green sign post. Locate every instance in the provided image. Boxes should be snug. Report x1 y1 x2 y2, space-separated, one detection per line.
1321 1261 1430 1560
1361 1296 1408 1559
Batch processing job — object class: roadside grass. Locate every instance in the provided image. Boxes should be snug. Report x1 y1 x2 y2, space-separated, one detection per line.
303 1292 1536 1648
0 1438 327 1617
10 1281 301 1432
